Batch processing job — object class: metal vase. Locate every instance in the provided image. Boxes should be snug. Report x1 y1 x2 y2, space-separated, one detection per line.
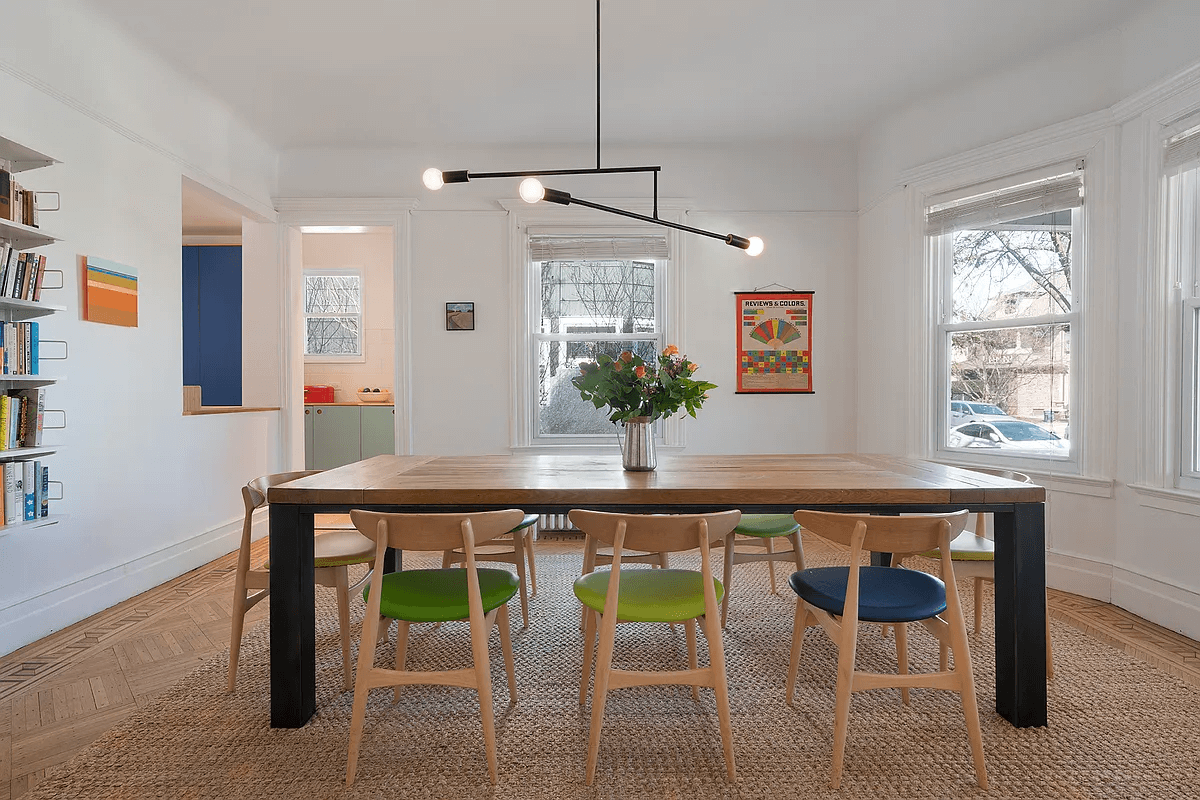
620 416 657 471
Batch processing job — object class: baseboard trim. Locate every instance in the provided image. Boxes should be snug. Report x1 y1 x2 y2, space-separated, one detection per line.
0 514 249 657
1046 549 1113 602
1112 567 1200 641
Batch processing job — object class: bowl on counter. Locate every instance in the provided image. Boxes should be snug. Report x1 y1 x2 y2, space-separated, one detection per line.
356 389 393 404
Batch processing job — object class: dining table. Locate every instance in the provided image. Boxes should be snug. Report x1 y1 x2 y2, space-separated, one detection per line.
265 453 1047 730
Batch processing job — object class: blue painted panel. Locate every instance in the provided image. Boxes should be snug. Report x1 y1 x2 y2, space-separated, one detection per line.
196 246 242 406
182 246 201 387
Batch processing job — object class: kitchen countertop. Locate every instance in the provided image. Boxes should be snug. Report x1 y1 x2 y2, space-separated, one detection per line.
304 402 394 406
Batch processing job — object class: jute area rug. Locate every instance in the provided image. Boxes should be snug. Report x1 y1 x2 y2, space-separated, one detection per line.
27 547 1200 799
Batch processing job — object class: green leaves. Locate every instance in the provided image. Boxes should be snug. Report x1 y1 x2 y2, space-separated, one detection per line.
570 347 716 423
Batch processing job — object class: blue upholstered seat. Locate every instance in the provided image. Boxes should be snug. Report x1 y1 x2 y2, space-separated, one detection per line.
788 566 947 623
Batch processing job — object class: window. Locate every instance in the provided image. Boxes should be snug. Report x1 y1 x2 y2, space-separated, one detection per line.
1162 123 1200 489
527 234 669 442
303 270 362 358
929 166 1082 462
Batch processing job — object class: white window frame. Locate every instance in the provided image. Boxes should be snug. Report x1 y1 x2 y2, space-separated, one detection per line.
302 267 365 363
504 199 688 450
908 128 1116 479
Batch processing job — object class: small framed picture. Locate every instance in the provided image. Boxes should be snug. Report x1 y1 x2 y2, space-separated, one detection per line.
446 302 475 331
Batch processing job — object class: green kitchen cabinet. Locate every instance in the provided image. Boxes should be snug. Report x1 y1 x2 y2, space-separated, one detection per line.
360 405 396 459
303 406 315 470
311 405 362 470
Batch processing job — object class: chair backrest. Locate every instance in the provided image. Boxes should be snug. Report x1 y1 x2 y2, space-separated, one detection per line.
793 510 969 557
349 508 527 553
243 470 323 514
964 467 1033 484
568 509 741 554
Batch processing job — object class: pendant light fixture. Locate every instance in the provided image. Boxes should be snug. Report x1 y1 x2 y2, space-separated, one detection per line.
422 0 762 256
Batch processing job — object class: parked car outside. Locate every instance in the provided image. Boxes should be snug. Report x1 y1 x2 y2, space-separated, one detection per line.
948 420 1068 456
950 400 1014 425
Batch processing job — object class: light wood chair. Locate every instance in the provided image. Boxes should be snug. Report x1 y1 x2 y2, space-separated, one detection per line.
344 508 526 786
786 509 987 790
570 508 742 785
442 512 539 627
720 513 806 627
891 468 1053 679
228 470 376 693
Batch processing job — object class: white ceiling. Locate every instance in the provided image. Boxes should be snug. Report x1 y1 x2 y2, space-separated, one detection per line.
82 0 1148 150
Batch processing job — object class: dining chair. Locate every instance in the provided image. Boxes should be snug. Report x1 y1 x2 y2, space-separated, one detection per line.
442 512 539 627
720 513 806 628
344 508 526 786
570 508 742 785
228 470 376 693
891 468 1053 678
786 509 987 790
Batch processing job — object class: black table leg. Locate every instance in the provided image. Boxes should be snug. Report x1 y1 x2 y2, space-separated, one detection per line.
992 502 1048 727
269 503 316 728
870 552 893 567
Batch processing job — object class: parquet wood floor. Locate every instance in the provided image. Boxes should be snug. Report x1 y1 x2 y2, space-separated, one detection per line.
1 532 1198 798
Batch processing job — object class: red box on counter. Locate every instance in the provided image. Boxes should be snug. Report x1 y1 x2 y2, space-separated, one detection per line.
304 385 335 403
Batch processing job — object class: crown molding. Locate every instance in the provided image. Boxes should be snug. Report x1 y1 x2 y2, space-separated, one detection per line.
272 196 419 222
182 235 241 246
0 57 277 222
1110 59 1200 124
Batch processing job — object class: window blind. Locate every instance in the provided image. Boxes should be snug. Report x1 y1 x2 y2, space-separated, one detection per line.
529 234 669 261
1165 125 1200 173
925 172 1083 236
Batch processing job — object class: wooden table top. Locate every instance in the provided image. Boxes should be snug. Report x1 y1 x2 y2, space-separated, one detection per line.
268 453 1045 508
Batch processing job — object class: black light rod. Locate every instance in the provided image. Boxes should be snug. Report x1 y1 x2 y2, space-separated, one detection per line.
465 165 660 180
563 193 734 244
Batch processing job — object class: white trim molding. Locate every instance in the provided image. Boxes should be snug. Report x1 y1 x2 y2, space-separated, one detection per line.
1129 483 1200 517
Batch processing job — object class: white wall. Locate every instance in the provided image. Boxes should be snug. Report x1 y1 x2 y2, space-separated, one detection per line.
301 230 394 403
278 141 859 456
0 0 281 655
856 1 1200 638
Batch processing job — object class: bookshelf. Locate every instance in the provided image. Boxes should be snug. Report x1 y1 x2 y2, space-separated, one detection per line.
0 133 63 535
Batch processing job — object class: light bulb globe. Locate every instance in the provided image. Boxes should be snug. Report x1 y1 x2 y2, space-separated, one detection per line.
519 177 545 204
422 168 444 191
746 236 764 257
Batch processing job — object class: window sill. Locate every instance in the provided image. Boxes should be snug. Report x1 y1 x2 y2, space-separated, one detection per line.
1129 484 1200 517
935 456 1114 497
183 406 281 416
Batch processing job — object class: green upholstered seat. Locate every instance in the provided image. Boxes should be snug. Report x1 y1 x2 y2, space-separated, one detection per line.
573 568 724 623
918 531 996 561
733 514 800 538
365 568 519 623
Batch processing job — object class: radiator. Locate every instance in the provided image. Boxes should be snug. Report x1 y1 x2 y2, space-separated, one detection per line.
538 513 578 532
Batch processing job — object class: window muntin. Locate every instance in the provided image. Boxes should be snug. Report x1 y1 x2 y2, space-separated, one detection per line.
1164 136 1200 485
303 271 362 358
534 259 661 439
932 169 1080 462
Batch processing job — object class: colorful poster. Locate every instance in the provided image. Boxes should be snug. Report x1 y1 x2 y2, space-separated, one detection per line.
83 256 138 327
736 291 813 393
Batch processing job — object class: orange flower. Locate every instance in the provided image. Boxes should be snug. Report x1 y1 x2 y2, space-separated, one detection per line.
619 351 634 363
635 365 646 378
613 360 624 372
663 344 679 356
688 362 698 372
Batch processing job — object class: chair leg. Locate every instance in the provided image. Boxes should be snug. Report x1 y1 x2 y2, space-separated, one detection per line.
764 536 778 593
346 598 382 787
973 577 984 634
525 530 538 596
829 622 859 791
472 607 499 784
512 531 530 629
441 549 454 569
392 620 410 704
579 608 597 705
684 618 700 701
497 604 518 703
947 589 988 790
894 621 910 706
227 597 247 693
790 530 806 571
786 601 809 706
701 596 737 782
721 534 735 629
1046 600 1055 680
585 608 619 785
580 536 598 630
335 567 353 691
657 551 670 569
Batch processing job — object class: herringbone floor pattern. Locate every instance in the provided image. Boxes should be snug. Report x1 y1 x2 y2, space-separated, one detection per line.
0 531 1197 798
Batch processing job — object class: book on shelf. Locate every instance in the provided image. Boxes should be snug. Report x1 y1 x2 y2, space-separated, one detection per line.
31 254 46 301
22 460 34 521
40 463 48 518
0 168 10 222
2 248 17 297
4 462 19 526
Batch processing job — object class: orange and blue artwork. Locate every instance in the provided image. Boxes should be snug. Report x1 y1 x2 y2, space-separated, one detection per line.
736 291 813 393
83 256 138 327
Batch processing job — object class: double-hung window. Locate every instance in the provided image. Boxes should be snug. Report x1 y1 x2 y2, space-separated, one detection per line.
303 269 363 359
528 234 668 442
928 164 1083 462
1162 124 1200 490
